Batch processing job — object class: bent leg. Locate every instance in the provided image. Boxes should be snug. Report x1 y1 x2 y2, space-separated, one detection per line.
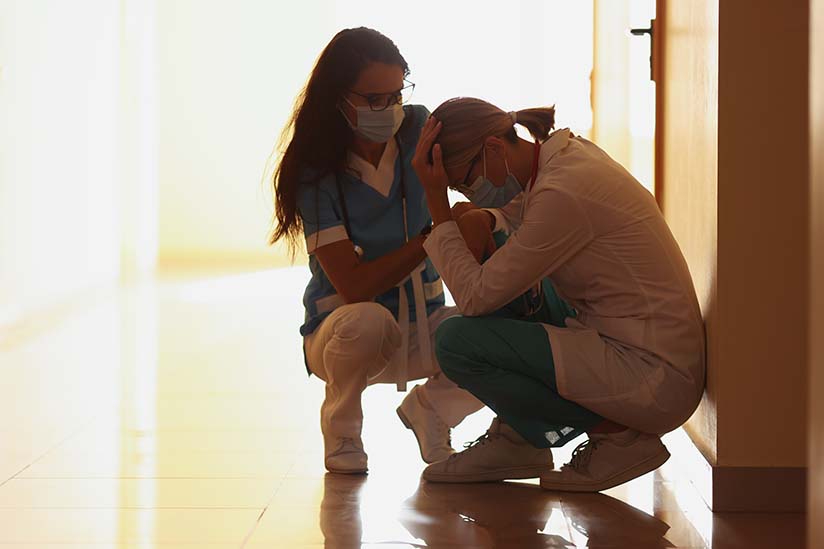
410 306 485 427
435 315 602 448
305 302 401 442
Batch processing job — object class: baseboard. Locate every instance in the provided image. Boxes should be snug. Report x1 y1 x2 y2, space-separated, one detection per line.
157 251 306 274
665 428 807 512
711 465 807 512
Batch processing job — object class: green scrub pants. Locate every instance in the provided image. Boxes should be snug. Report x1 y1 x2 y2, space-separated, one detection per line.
434 234 603 449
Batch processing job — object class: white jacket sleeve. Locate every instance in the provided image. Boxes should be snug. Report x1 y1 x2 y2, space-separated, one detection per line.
482 192 524 234
424 188 594 316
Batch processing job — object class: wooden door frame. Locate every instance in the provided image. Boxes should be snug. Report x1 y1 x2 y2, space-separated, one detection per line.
654 0 666 210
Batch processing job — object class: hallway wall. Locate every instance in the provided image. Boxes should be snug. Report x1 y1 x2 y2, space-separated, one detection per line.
154 1 595 270
808 0 824 543
154 0 332 269
662 0 809 474
0 0 122 327
715 0 809 469
660 0 719 463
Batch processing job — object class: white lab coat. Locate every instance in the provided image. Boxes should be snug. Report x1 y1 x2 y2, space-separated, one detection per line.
423 129 706 434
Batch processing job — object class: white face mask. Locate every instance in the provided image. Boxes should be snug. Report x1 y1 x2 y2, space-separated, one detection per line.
340 98 405 143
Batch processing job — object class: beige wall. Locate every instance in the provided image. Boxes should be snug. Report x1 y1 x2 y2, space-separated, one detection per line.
119 0 159 279
662 0 809 468
591 0 656 194
592 0 631 169
0 0 160 330
0 0 122 326
661 0 719 464
809 0 824 543
155 1 336 269
715 0 809 467
154 1 595 270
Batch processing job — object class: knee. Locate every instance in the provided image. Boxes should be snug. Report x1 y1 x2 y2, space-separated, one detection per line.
434 316 477 380
331 302 401 364
435 316 467 355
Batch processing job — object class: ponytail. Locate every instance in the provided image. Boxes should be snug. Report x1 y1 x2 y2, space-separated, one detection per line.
511 106 556 142
432 98 557 170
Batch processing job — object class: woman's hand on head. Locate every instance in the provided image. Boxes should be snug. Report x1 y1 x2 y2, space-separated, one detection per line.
412 117 450 196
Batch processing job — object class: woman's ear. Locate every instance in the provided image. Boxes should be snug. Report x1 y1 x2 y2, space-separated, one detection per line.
484 136 506 158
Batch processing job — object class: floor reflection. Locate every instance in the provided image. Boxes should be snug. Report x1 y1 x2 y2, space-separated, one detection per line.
319 474 680 548
1 271 806 548
560 491 674 547
320 474 369 548
401 482 572 548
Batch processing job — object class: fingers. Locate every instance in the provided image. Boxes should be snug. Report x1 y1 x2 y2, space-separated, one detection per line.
417 118 442 161
413 117 450 194
454 209 496 263
412 117 440 171
432 143 446 177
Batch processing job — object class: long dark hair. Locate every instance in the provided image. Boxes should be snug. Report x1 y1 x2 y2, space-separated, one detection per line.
269 27 409 253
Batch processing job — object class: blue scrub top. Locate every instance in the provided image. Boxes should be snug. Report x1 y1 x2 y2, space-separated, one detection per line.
296 104 445 337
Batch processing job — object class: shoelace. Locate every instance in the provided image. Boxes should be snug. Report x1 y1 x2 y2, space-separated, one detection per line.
334 437 362 455
448 431 494 460
565 438 601 473
430 412 452 448
437 418 452 448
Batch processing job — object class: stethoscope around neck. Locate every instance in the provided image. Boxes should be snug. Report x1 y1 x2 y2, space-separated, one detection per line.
335 134 408 259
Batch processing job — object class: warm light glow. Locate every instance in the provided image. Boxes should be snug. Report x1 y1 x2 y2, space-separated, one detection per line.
332 1 594 132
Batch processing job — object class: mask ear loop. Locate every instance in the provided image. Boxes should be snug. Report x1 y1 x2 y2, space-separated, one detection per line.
338 99 357 130
487 140 513 183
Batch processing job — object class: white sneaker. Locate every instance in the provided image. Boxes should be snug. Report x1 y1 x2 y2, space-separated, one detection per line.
423 418 554 483
397 385 455 463
539 430 670 492
324 437 368 475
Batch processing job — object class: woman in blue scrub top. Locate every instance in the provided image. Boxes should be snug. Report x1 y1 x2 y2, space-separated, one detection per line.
269 27 484 474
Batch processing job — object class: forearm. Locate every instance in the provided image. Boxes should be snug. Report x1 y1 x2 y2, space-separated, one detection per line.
425 188 453 226
344 235 428 303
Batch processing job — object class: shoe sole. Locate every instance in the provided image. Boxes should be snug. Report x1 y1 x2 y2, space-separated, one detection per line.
424 464 553 483
539 446 671 492
397 406 450 464
326 467 368 475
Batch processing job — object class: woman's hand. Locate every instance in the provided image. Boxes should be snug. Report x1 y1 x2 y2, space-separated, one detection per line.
451 201 476 220
456 209 498 263
412 117 453 226
412 117 450 195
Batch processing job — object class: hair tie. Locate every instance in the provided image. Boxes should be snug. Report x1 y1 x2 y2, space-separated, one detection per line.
508 111 518 125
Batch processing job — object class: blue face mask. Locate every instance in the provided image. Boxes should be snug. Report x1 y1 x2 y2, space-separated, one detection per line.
465 149 523 209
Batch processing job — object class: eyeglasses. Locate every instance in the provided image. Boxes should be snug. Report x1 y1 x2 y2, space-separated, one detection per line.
347 80 416 111
453 149 482 196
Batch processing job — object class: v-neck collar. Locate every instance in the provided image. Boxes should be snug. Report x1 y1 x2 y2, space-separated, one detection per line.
346 138 398 198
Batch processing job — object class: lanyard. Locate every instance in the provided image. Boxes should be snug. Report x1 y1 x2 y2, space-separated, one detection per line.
528 140 541 192
519 140 542 220
519 140 544 316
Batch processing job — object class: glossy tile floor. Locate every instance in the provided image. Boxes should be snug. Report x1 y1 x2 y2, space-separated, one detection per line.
0 268 806 548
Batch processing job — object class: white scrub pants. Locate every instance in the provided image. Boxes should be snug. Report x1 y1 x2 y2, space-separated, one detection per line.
304 303 484 443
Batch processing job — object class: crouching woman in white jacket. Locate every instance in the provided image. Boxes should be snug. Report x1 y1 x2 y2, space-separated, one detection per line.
411 98 706 492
